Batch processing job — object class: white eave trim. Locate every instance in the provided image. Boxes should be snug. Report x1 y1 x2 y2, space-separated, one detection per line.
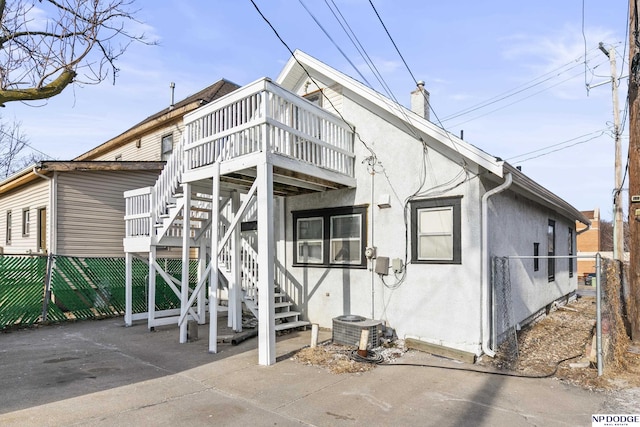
277 50 504 178
505 163 590 226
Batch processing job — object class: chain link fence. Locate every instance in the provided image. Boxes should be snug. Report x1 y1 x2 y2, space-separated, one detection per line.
491 254 630 375
0 254 197 330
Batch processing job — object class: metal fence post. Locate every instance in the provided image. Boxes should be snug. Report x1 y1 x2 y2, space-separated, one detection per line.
595 252 603 376
41 253 55 322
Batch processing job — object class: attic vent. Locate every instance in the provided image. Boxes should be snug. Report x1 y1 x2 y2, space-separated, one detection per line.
332 316 382 348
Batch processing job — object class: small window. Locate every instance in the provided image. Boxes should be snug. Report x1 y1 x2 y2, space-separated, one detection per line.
293 206 367 267
411 196 462 264
161 134 174 160
304 90 323 106
22 208 30 237
6 210 12 245
533 242 539 272
548 220 556 281
568 227 574 278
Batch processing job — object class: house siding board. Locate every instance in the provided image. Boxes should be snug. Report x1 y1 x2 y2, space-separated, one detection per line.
92 123 184 161
0 179 49 254
487 186 577 335
56 170 159 257
282 92 485 355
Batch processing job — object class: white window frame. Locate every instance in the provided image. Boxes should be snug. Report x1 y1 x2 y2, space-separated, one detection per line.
411 196 462 264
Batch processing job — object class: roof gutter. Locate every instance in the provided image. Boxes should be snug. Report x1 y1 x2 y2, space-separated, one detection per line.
481 172 512 357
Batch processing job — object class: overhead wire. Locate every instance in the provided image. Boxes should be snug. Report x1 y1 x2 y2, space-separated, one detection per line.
447 64 608 129
442 49 602 122
248 0 377 158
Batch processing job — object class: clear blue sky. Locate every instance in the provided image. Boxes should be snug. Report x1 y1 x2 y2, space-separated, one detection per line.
5 0 629 220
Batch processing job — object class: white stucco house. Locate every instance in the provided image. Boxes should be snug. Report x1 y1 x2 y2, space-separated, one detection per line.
122 50 589 365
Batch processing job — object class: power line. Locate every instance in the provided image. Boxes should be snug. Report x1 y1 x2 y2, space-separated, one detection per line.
248 0 376 157
441 48 602 122
447 67 601 128
505 130 606 161
509 131 605 164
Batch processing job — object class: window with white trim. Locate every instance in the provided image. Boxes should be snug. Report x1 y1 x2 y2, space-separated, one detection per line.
293 206 367 267
22 208 30 237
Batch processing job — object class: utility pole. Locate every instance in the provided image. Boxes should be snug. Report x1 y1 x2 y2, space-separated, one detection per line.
598 42 624 261
628 0 640 341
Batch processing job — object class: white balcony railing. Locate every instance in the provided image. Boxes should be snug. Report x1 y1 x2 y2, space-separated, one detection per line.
183 78 355 177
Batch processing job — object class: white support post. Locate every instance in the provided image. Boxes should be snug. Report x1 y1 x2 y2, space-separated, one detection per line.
179 183 191 344
125 252 133 326
231 190 242 332
197 237 207 324
257 159 275 366
277 196 286 294
148 247 157 330
209 163 221 353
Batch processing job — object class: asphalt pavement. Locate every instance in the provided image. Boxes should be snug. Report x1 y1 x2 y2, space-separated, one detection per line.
0 315 636 426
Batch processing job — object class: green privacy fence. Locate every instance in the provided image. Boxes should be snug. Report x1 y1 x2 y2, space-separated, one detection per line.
0 254 199 329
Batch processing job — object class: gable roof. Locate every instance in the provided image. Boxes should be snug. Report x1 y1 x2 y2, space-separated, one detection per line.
74 79 241 160
276 50 589 226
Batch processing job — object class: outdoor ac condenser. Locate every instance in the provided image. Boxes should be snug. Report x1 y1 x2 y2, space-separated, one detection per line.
332 315 382 348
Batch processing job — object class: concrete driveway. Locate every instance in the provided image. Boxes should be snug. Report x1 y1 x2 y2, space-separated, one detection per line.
0 316 634 426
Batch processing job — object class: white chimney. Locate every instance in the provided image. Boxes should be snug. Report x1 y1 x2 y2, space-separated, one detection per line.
410 80 430 121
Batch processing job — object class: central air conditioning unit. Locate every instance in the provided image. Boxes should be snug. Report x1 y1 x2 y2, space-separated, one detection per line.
332 315 382 348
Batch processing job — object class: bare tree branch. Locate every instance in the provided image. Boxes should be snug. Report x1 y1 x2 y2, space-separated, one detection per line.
0 0 153 105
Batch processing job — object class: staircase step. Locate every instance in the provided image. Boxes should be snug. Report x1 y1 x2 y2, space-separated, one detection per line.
275 310 300 320
274 301 292 309
275 320 310 332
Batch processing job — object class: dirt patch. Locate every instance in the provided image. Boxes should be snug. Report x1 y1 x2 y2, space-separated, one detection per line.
293 341 405 374
480 295 640 390
292 296 640 390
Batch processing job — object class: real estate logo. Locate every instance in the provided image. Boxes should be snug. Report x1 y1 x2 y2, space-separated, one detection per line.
592 414 640 427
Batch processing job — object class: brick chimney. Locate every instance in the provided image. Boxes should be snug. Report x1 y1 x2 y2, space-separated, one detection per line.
411 81 430 121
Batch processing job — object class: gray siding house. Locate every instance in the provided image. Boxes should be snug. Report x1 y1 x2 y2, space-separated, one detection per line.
0 80 240 257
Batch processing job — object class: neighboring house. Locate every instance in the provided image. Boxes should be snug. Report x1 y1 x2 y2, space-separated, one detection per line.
0 79 240 257
123 50 589 366
576 208 600 279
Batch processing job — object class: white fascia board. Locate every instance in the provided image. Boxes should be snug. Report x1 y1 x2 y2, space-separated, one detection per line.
505 163 590 226
277 50 504 178
0 163 39 187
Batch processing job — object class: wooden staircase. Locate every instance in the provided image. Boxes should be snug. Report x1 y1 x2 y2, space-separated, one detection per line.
243 286 309 332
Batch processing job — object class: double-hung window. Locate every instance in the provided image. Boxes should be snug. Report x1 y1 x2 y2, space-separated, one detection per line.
411 196 462 264
293 206 367 267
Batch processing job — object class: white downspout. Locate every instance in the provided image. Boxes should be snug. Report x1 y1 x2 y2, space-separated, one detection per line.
33 167 57 254
481 172 512 357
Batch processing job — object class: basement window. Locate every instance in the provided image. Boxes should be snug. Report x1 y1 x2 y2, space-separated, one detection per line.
293 206 367 268
410 196 462 264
